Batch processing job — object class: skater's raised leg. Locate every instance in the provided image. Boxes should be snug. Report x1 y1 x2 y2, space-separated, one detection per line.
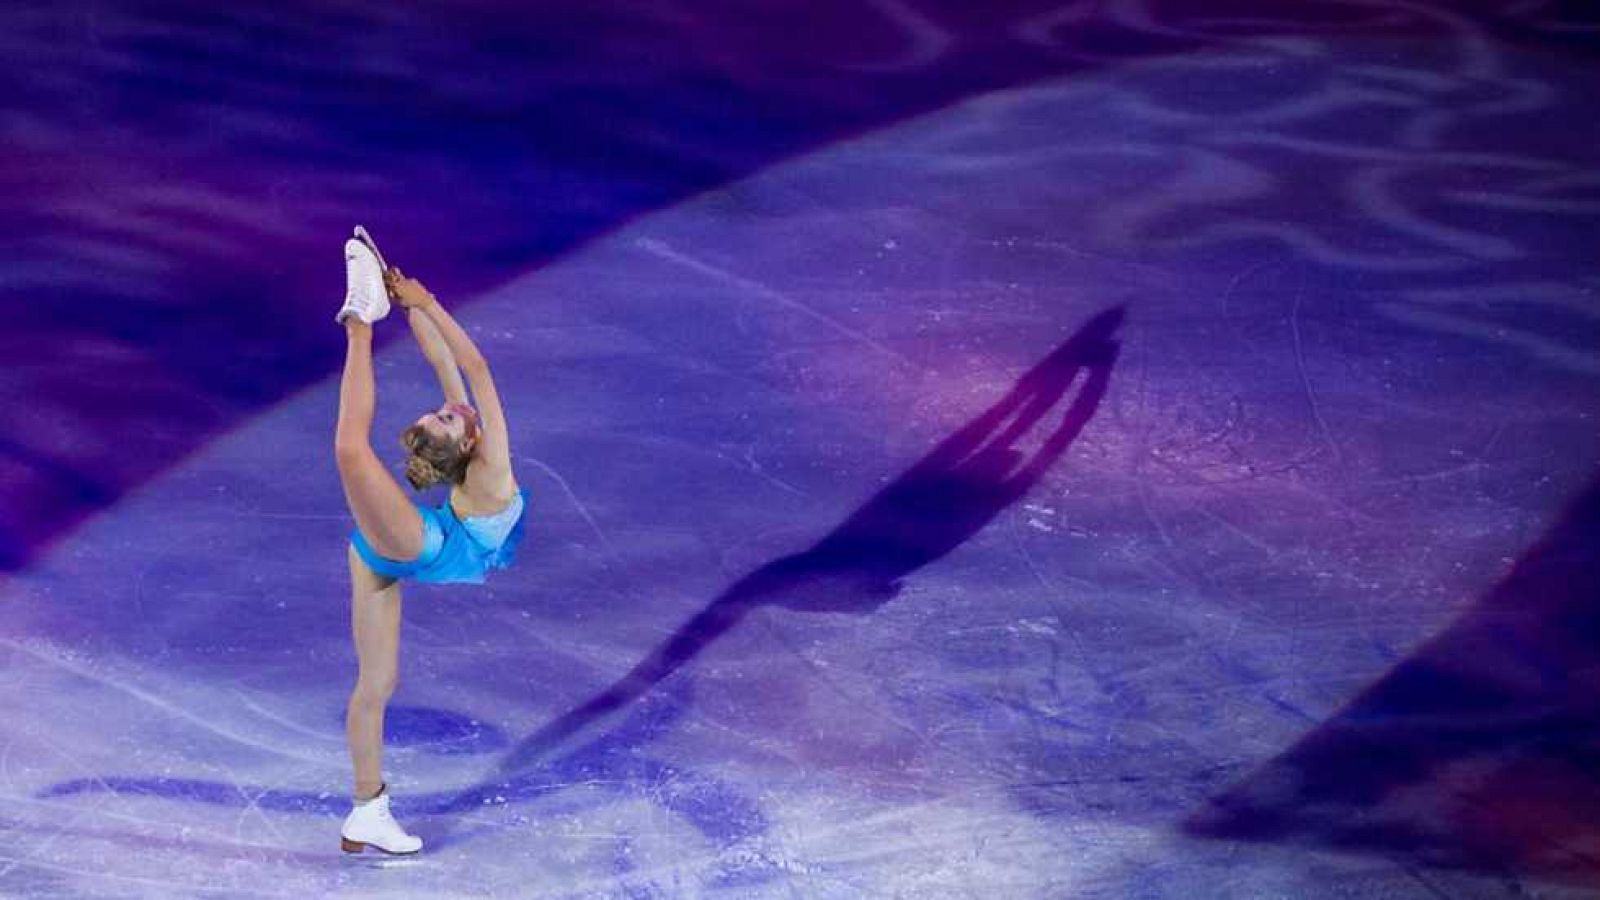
335 319 426 561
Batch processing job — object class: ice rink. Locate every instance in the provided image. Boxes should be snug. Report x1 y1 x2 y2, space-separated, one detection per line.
3 2 1599 897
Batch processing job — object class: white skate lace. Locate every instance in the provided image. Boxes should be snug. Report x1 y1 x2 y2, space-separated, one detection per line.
375 803 405 832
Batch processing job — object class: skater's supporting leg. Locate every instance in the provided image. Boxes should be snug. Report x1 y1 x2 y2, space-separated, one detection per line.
346 545 402 800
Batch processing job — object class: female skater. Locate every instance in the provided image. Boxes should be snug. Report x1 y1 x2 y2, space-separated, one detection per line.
332 228 530 855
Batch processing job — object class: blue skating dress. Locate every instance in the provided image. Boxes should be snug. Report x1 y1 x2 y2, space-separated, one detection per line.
351 489 530 585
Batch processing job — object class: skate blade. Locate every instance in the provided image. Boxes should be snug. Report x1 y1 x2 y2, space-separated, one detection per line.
340 836 421 856
352 225 389 272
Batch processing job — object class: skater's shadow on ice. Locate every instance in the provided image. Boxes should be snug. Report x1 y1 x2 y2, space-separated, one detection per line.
492 306 1123 777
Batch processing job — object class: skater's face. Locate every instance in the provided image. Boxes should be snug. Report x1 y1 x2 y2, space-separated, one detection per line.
416 402 479 449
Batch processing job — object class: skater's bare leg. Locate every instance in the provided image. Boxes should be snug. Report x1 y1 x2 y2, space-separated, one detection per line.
346 545 402 800
335 320 425 561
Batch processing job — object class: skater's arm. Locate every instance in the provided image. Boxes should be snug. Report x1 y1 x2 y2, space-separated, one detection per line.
386 270 513 473
456 354 513 476
386 269 485 369
406 306 469 405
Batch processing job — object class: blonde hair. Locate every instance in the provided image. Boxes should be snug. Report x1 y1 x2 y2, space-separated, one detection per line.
400 424 472 490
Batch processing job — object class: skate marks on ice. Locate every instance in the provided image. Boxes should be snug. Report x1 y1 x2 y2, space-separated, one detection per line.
861 0 1600 377
32 673 765 846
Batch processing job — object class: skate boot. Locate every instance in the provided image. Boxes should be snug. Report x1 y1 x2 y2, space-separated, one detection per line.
336 234 390 324
339 784 422 855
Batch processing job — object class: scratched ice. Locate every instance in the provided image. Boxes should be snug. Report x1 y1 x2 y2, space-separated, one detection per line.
3 2 1599 898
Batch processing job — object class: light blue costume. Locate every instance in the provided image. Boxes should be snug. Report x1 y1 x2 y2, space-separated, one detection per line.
351 489 530 585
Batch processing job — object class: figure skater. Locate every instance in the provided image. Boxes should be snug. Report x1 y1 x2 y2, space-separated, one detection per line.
331 227 530 855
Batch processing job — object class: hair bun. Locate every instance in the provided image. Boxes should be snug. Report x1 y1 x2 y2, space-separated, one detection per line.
397 421 472 490
404 454 443 490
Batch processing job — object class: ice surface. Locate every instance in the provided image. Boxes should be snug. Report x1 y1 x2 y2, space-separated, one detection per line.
3 2 1599 898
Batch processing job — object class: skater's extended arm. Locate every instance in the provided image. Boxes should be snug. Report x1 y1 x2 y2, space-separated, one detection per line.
386 269 513 474
406 305 469 405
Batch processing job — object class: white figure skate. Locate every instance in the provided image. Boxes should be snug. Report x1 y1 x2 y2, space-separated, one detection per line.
335 230 390 324
339 786 423 855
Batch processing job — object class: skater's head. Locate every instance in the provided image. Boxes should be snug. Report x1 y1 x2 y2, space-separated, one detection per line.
400 402 480 489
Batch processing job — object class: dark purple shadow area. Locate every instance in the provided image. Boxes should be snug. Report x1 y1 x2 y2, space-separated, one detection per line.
4 1 1593 573
380 705 508 757
492 307 1122 779
1187 469 1600 886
